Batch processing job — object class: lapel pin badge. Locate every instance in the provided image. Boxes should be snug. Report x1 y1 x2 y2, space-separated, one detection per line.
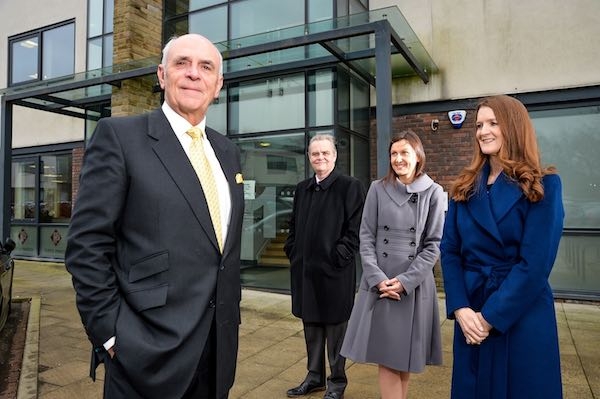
235 173 244 184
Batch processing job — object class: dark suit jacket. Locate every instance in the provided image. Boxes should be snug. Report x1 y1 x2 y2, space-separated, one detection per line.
65 108 244 399
284 168 365 324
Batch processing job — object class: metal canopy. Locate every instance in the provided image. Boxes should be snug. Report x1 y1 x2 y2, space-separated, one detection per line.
1 6 436 240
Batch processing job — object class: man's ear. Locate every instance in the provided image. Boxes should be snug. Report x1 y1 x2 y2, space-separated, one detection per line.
157 65 166 89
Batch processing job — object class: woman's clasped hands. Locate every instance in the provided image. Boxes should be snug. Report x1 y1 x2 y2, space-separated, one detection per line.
377 278 404 301
454 307 492 345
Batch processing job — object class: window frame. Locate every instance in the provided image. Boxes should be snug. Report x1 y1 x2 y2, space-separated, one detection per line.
8 19 76 87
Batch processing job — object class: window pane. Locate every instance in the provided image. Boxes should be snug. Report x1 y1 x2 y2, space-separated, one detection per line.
308 70 334 127
532 106 600 229
40 155 72 223
191 0 224 10
42 24 75 80
232 132 305 268
230 0 304 39
11 160 37 221
103 34 114 67
40 226 69 259
309 0 333 22
10 225 38 258
11 36 39 84
532 105 600 297
351 134 370 188
88 0 103 37
350 73 370 135
208 89 227 135
189 6 227 43
229 74 305 134
104 0 114 33
88 38 102 70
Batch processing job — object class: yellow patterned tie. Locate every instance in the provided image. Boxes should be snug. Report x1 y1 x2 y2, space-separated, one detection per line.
186 127 223 253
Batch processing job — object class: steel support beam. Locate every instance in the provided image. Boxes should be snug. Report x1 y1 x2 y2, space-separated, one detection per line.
375 23 393 177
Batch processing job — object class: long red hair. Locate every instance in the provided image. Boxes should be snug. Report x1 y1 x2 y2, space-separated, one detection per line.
450 95 556 202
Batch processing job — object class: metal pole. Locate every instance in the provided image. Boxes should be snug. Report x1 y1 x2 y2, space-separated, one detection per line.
374 21 393 177
0 95 12 242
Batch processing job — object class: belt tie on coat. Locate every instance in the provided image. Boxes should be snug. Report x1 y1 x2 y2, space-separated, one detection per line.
464 262 513 399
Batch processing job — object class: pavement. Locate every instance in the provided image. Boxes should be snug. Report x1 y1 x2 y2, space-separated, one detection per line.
8 260 600 399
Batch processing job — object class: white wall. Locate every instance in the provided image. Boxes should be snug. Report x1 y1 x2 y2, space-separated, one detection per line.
0 0 88 147
371 0 600 103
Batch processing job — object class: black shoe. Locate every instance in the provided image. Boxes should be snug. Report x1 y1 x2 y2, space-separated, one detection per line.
286 381 326 397
323 392 344 399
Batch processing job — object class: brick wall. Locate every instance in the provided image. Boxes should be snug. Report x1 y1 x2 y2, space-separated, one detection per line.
111 0 163 116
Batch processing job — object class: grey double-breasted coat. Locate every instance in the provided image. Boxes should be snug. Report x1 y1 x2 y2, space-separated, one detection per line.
341 174 445 372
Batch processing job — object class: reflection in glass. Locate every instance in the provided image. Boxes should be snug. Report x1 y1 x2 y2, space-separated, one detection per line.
103 0 114 33
88 38 103 70
551 235 600 295
308 70 334 127
42 23 75 80
190 6 227 43
11 36 39 84
229 74 305 134
40 155 72 223
532 106 600 297
88 0 103 37
11 160 37 221
103 34 114 67
532 106 600 229
230 0 304 39
233 133 305 269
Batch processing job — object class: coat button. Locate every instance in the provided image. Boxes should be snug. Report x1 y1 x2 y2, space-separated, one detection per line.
409 227 416 232
408 255 415 260
383 238 389 244
410 242 416 247
384 225 389 231
208 299 216 308
382 252 388 257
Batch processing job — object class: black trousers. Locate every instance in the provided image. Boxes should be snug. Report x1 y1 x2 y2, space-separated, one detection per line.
103 318 226 399
302 321 348 394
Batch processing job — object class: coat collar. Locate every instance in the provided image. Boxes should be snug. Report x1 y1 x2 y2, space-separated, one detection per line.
306 168 341 191
467 162 523 244
382 173 434 208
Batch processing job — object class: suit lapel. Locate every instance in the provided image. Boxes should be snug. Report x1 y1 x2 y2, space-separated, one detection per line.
148 110 220 252
466 163 503 244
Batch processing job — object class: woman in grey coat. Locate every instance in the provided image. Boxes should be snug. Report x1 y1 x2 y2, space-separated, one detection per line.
341 130 445 399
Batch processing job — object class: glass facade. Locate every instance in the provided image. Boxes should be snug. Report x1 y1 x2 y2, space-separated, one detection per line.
161 0 370 291
10 154 73 260
9 21 75 86
532 106 600 297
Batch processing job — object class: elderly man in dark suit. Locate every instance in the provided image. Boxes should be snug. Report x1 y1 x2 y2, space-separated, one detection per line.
66 34 244 399
284 134 366 399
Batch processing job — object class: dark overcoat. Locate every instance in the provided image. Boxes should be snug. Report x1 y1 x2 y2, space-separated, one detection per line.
65 109 245 399
441 163 564 399
284 168 365 324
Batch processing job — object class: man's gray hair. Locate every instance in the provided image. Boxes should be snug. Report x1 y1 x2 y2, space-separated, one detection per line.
309 134 337 154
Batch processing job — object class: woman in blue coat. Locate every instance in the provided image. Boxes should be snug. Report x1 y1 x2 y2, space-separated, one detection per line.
441 95 564 399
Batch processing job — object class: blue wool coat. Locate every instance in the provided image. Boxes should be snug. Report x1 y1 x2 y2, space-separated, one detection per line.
441 164 564 399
